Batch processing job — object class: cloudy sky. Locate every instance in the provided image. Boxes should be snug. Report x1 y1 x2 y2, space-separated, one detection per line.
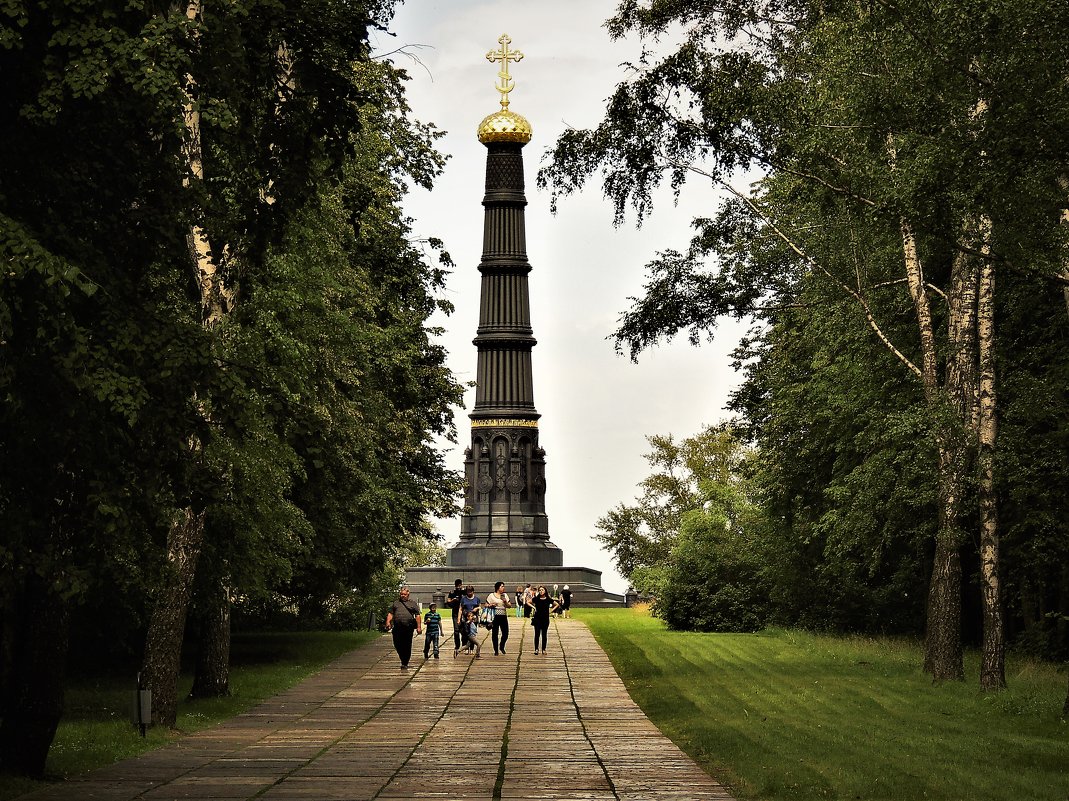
377 1 749 594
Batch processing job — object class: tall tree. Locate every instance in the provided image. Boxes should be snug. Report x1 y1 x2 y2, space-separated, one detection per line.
0 0 462 772
540 0 1069 686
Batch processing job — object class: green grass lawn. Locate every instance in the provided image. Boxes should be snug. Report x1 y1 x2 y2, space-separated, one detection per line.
0 630 378 801
573 606 1069 801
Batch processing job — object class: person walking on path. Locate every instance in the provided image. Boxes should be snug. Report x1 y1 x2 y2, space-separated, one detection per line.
528 584 559 654
422 602 443 659
385 586 422 670
458 611 482 658
455 585 481 656
560 585 573 618
446 578 465 652
486 581 513 654
459 584 481 619
515 585 524 617
522 583 534 618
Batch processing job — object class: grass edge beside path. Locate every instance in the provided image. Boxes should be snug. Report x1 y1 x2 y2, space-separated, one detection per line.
573 606 1068 801
0 629 380 801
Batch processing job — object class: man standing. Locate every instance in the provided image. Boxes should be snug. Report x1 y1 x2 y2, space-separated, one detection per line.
446 578 465 653
385 586 422 670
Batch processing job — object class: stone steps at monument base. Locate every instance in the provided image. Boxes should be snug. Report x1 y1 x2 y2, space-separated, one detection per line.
404 564 624 609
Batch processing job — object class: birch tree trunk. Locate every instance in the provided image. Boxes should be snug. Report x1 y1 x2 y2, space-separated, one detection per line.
140 0 236 727
976 234 1005 691
1059 227 1069 317
1058 175 1069 317
900 215 966 681
946 246 979 437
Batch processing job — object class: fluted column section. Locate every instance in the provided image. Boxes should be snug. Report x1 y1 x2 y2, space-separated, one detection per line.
471 141 538 419
449 136 562 567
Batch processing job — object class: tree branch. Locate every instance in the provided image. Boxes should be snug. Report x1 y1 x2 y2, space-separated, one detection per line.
713 177 923 379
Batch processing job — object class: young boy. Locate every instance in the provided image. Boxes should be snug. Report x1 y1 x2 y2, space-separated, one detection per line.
423 602 443 660
457 611 481 658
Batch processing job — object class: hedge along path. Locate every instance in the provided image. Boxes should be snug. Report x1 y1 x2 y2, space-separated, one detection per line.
22 619 735 801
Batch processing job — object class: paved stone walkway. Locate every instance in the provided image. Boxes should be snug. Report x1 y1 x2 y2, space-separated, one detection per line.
24 619 735 801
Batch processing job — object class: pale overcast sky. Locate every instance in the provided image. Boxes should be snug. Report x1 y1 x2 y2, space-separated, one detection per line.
378 1 748 594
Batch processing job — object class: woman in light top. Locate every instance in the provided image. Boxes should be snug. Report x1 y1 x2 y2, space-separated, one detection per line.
485 581 513 655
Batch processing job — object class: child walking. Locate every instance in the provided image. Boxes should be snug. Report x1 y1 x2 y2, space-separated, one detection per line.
423 602 443 659
456 610 481 658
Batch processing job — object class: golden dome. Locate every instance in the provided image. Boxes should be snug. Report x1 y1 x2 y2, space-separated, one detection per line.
477 109 533 144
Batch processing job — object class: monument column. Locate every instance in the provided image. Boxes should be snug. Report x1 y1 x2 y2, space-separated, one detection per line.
448 34 562 569
404 36 620 607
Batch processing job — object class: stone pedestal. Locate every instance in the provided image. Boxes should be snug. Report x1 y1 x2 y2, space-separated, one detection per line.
404 562 623 609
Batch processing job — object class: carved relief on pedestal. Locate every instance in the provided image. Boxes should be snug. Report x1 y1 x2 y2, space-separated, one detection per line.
506 468 524 495
494 438 508 493
531 468 546 500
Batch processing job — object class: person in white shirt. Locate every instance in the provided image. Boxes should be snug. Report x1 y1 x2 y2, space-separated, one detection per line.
522 583 534 619
485 581 513 655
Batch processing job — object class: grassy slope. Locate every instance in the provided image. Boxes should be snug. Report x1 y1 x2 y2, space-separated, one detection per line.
1 630 378 801
573 607 1068 801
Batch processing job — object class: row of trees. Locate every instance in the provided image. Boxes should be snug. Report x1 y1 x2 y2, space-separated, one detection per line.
1 0 461 776
542 0 1069 699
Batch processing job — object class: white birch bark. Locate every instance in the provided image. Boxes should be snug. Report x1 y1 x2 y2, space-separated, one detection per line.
1058 175 1069 317
976 216 1005 691
1060 207 1069 318
901 215 966 682
182 0 236 329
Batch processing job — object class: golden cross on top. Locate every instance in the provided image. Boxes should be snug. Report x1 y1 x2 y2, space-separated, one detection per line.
486 33 524 110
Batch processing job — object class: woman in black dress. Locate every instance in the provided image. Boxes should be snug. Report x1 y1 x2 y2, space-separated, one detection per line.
528 585 560 655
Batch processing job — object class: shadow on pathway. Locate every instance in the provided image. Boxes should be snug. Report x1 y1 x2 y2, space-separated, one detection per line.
22 619 735 801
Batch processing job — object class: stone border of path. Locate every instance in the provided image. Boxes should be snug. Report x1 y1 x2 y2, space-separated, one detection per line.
21 619 736 801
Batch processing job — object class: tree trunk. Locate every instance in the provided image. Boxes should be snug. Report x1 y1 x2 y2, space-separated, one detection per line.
976 248 1005 691
189 578 231 699
139 0 232 722
946 246 979 434
899 213 967 681
925 444 966 682
141 508 205 728
1057 174 1069 318
0 573 70 777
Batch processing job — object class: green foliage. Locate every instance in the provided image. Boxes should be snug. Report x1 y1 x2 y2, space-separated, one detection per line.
1 0 463 772
1 0 459 611
596 424 744 581
656 503 770 632
544 0 1069 648
577 608 1069 801
599 424 771 632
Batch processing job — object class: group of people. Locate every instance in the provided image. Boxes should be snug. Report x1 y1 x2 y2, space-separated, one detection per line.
383 579 574 669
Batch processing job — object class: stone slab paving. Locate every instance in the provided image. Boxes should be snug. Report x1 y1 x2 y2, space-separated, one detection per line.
22 620 735 801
